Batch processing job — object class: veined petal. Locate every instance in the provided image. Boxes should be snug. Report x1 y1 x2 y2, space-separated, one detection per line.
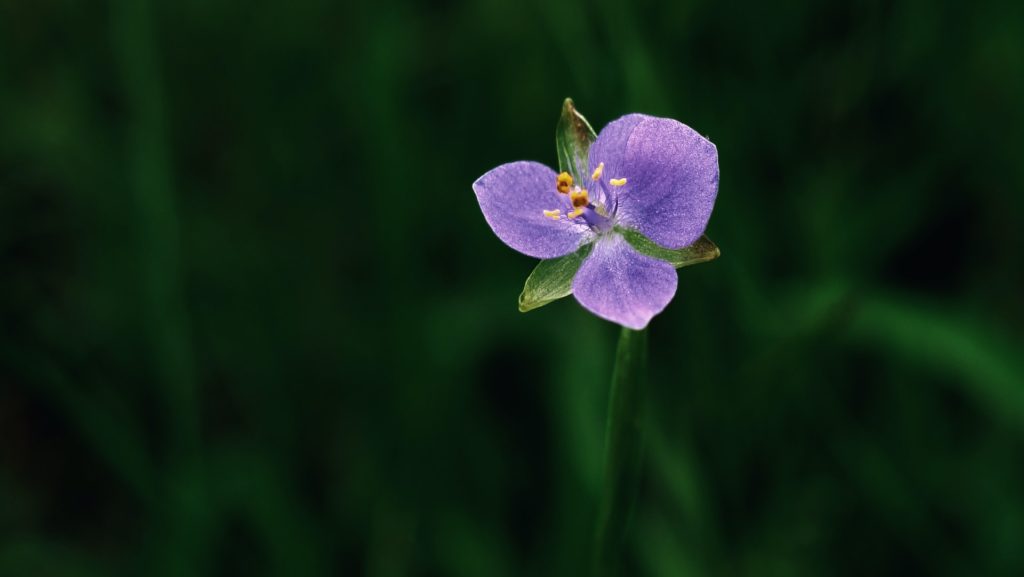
587 114 648 207
612 117 719 249
572 233 678 330
473 161 592 259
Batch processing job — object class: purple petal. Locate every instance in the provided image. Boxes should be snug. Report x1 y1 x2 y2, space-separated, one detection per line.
591 116 719 249
473 161 592 259
587 114 647 207
572 233 678 330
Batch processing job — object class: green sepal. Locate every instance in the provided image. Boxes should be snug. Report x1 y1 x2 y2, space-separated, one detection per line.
555 97 597 182
618 227 721 269
518 242 594 313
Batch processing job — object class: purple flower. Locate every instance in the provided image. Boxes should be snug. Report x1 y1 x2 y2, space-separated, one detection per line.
473 113 719 329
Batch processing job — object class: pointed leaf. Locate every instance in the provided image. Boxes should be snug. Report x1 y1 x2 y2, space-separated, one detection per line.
518 242 594 312
618 228 721 269
555 97 597 182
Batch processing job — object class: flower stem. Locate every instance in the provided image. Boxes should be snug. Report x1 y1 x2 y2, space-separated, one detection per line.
594 326 648 577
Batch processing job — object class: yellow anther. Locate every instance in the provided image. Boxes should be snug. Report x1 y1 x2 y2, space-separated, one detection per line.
543 209 562 220
570 188 589 209
610 178 627 186
567 207 584 219
556 172 573 194
591 162 604 181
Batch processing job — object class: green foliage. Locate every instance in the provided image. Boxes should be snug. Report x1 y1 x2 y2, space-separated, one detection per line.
556 97 598 182
519 243 593 312
2 0 1024 576
620 229 721 269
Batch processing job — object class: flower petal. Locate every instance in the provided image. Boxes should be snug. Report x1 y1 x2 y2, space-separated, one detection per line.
592 116 719 249
572 233 678 330
587 114 648 207
473 161 592 259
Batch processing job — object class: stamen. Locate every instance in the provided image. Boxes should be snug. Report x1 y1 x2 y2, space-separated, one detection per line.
543 209 562 220
556 172 573 194
591 162 604 181
610 178 627 186
567 207 584 219
570 189 589 209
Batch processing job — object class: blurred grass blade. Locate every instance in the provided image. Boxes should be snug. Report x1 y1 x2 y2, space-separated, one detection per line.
849 294 1024 427
556 97 597 182
594 327 648 577
1 347 156 502
0 540 107 577
619 228 721 269
519 243 593 312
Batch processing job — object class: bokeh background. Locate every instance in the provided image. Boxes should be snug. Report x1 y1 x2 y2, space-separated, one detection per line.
3 0 1024 575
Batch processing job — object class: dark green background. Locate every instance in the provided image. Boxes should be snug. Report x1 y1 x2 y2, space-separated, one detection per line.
3 0 1023 575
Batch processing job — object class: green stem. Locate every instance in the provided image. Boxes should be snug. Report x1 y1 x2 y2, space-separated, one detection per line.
111 0 199 459
594 326 648 577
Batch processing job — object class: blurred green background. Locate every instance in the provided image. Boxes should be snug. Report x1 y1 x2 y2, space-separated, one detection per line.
2 0 1024 575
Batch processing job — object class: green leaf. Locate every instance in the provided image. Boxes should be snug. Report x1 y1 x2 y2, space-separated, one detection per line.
556 97 597 182
618 227 721 269
518 242 593 312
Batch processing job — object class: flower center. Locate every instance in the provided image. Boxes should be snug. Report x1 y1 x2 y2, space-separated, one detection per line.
542 165 626 233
